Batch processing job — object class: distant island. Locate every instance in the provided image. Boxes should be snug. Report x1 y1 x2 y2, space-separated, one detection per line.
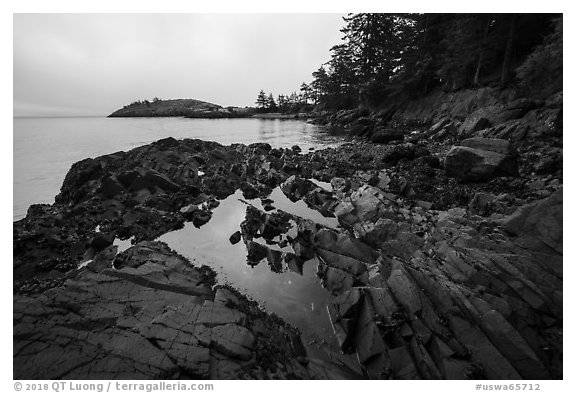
107 98 253 118
108 97 315 119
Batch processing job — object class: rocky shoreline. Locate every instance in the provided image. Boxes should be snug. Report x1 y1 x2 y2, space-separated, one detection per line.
14 86 562 379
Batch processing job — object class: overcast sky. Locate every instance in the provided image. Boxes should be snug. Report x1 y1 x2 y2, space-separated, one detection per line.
13 13 346 116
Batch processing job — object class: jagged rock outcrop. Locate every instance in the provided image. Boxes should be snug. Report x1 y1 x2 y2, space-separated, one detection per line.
458 99 536 138
14 138 302 288
273 174 562 380
14 133 562 379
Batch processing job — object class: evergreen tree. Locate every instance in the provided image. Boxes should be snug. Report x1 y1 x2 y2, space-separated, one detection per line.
516 16 562 97
302 13 562 111
311 66 330 101
300 82 313 105
267 93 278 112
255 90 268 111
277 94 288 113
340 13 401 84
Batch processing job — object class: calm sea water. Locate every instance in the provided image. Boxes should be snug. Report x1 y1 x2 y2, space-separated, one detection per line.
13 116 342 220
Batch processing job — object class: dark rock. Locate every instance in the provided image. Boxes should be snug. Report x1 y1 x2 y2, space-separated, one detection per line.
193 155 206 165
14 242 308 379
381 144 417 164
460 116 491 138
117 170 140 188
140 168 181 192
479 310 549 379
503 188 562 255
55 158 103 203
386 268 422 318
211 324 255 360
371 128 405 144
99 175 124 198
241 184 259 199
192 210 213 228
328 289 363 352
318 264 354 294
229 231 242 245
90 233 114 251
535 154 562 175
330 177 350 195
445 138 518 182
13 133 564 380
459 99 534 139
86 245 118 273
468 192 497 216
210 148 228 161
180 203 199 219
315 228 378 266
388 346 419 379
246 241 268 265
280 175 315 202
422 155 441 168
353 296 387 364
248 142 272 153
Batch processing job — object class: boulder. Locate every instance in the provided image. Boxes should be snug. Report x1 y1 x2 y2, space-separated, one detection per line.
229 231 242 245
444 137 518 182
371 128 405 144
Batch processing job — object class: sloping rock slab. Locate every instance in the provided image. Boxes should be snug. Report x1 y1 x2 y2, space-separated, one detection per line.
503 188 563 255
13 241 310 379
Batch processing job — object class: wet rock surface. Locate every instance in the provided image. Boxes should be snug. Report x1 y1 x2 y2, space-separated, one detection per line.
14 90 562 382
14 241 318 379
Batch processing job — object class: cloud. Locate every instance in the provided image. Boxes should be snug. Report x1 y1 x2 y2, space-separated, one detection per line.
14 13 345 116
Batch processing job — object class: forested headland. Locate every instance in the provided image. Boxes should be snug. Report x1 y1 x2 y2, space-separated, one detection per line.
255 13 561 114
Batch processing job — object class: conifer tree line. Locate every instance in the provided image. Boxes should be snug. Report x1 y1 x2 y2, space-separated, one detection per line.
258 13 562 112
254 83 316 113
